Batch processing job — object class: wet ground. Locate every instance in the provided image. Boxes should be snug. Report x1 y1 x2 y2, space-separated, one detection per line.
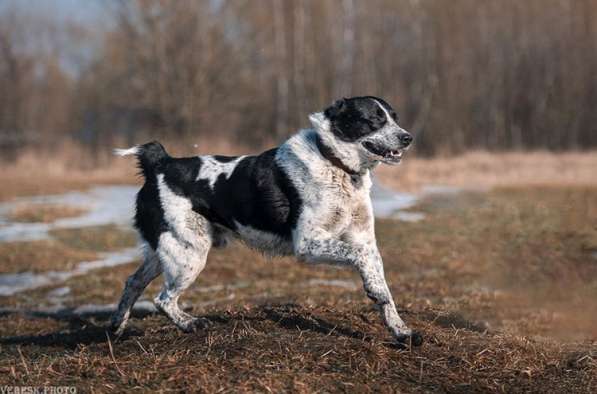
0 182 595 392
0 182 433 300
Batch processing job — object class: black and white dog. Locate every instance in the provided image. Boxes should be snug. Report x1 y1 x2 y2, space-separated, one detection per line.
111 96 421 346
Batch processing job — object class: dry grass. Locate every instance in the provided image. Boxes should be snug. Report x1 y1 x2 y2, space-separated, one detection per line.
49 225 138 253
0 186 596 392
0 303 594 393
1 150 596 391
7 204 88 223
0 240 97 274
0 225 137 274
2 146 596 200
377 150 597 191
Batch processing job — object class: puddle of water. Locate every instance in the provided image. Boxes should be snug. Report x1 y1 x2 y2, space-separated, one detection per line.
392 211 426 222
0 182 446 243
306 279 359 290
371 181 461 221
370 181 419 218
0 182 459 297
0 185 137 242
47 286 71 298
421 185 462 195
196 282 250 293
0 247 139 296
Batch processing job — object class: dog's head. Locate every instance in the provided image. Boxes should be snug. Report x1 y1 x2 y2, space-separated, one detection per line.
309 96 412 172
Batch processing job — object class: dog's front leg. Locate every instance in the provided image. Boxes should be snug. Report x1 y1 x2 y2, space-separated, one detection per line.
294 236 421 346
356 247 422 346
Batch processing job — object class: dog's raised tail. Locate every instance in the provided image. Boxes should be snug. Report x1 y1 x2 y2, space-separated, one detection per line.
114 141 169 179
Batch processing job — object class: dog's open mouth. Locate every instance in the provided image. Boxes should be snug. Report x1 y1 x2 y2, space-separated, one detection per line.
362 141 403 163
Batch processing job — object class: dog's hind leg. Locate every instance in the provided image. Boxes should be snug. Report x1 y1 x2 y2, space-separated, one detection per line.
153 229 211 333
111 246 162 336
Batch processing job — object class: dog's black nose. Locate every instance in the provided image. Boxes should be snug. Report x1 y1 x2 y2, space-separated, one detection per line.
399 133 413 146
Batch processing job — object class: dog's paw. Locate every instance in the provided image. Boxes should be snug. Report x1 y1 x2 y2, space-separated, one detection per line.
179 317 212 333
109 319 127 337
394 331 423 348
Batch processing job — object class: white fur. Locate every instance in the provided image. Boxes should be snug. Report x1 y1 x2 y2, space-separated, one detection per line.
373 99 397 126
113 146 140 156
276 128 412 337
153 174 212 331
196 155 246 189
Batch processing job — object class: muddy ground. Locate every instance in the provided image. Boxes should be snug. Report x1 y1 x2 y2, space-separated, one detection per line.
0 183 595 392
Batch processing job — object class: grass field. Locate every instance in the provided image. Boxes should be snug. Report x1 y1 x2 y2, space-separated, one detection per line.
0 152 596 392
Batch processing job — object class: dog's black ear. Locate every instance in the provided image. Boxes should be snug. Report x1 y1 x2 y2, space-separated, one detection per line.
324 98 347 119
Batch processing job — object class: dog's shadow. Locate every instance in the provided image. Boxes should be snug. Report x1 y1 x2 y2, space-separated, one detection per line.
260 304 367 341
0 316 143 348
0 303 378 349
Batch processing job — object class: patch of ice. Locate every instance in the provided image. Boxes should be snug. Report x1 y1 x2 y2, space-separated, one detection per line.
0 247 140 296
370 181 418 218
392 211 426 222
422 185 462 195
371 180 461 221
196 282 250 293
306 279 359 290
47 286 71 298
0 185 137 242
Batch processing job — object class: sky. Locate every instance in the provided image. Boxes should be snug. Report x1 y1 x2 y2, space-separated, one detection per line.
0 0 107 24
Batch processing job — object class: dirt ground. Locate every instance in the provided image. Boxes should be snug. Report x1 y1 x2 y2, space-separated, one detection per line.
0 152 596 392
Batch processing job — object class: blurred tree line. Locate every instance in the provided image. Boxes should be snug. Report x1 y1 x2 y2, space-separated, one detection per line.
0 0 596 160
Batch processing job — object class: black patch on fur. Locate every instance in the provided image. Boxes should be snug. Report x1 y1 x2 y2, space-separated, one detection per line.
324 96 398 142
135 141 168 178
213 155 237 163
158 149 303 239
132 141 171 250
135 178 167 250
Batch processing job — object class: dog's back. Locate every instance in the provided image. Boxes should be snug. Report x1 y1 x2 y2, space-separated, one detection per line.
116 141 302 254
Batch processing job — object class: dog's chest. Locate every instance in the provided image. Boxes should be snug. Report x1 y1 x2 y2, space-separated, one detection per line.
318 171 371 234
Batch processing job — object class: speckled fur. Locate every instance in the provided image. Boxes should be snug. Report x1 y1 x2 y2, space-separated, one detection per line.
111 97 418 344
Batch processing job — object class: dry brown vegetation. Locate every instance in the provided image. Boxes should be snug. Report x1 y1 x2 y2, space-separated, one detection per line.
0 225 137 274
377 150 597 191
7 204 88 223
1 1 596 391
1 146 595 202
1 0 596 158
0 185 595 392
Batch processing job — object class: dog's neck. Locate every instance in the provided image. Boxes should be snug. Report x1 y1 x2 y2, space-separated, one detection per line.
314 134 360 176
308 112 377 175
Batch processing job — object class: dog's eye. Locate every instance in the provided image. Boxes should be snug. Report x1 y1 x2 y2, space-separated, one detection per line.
391 112 398 121
376 109 384 118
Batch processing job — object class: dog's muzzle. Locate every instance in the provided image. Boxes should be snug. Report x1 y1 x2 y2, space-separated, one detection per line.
398 132 413 147
362 131 412 164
